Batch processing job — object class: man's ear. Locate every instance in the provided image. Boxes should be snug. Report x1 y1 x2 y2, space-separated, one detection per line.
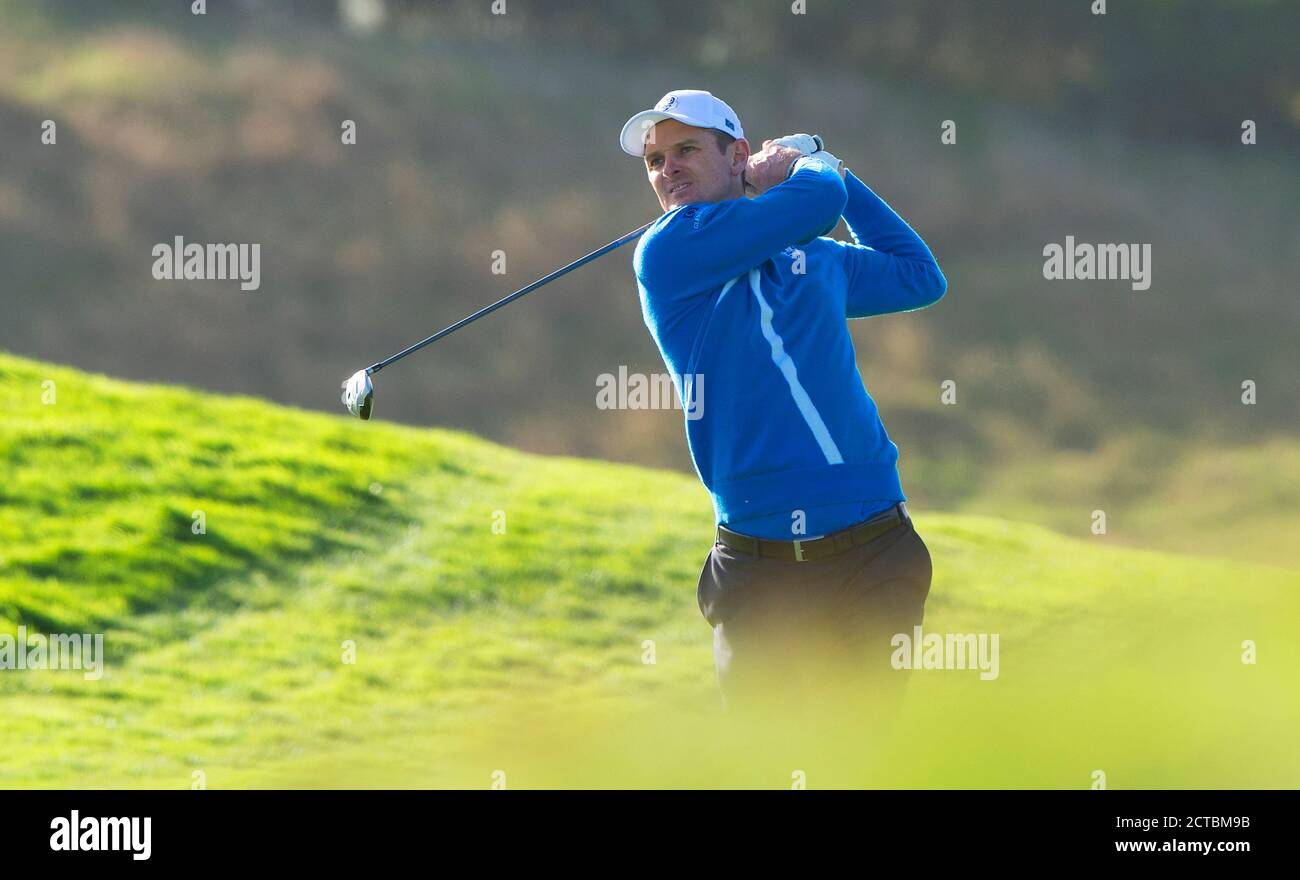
730 138 751 178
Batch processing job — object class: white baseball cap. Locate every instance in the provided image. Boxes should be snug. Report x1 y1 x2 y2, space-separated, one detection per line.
619 89 745 157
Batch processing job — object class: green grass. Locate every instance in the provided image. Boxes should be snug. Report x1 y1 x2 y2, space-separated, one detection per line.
1 351 1297 789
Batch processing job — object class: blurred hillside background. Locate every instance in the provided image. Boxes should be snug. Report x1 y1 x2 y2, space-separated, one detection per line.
2 0 1297 565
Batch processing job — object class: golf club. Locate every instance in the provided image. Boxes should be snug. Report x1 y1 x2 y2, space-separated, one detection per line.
342 220 654 420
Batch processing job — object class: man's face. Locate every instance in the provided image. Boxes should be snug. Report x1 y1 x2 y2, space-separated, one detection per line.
643 118 748 212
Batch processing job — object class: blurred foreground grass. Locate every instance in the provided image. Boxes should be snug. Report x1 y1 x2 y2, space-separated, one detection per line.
1 352 1296 788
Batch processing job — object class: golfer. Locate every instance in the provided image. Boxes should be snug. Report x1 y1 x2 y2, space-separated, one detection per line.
621 90 948 721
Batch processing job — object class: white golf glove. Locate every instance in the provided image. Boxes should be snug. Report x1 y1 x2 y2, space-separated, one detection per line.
772 134 847 180
772 133 823 156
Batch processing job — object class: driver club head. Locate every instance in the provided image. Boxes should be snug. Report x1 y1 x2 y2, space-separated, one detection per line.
341 369 374 420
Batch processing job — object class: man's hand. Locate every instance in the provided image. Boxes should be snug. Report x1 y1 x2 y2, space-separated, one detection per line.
771 133 823 156
773 134 847 178
744 141 805 196
744 136 847 195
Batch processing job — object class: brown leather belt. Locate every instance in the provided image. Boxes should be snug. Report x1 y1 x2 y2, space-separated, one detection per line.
715 502 909 563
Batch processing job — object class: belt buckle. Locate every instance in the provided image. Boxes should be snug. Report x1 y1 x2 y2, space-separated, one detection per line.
792 539 805 562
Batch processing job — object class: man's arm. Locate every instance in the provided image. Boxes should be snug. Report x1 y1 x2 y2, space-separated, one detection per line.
838 170 948 318
635 157 848 297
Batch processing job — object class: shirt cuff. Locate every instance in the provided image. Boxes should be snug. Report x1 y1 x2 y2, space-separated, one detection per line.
792 155 839 179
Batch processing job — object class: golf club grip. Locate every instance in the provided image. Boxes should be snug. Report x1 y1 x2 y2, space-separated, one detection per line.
368 220 654 374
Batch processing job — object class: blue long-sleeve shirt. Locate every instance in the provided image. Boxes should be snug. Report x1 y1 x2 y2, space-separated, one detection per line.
633 156 947 539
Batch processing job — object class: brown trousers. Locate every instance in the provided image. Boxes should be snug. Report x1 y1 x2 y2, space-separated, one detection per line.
696 516 933 727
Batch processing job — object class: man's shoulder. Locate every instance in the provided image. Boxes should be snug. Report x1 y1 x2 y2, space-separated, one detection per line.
641 204 706 243
634 206 701 280
637 200 735 254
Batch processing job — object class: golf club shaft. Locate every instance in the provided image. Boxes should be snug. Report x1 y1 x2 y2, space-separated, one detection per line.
367 220 654 374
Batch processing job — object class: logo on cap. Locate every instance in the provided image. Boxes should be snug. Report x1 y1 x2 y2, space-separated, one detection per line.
659 95 678 112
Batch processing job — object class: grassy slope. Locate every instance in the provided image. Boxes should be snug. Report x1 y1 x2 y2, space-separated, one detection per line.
1 352 1297 789
2 19 1297 573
